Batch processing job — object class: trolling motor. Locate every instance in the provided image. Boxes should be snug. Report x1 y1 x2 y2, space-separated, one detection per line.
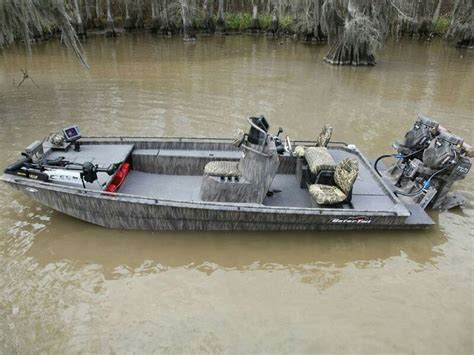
376 117 472 210
43 161 117 188
5 154 117 189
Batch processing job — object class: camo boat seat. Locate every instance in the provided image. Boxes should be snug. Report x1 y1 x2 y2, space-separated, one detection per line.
315 124 333 147
304 147 337 175
204 161 241 177
309 158 359 205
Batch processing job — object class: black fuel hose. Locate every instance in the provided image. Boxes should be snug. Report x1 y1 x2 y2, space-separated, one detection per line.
374 154 404 177
374 147 426 177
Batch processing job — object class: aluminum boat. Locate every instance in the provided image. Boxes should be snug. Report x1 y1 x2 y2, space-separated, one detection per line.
2 116 471 230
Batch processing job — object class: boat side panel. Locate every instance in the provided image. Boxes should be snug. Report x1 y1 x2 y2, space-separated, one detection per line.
131 149 296 175
5 182 428 231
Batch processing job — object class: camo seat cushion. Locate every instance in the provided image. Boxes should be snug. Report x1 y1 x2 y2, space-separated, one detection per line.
315 124 333 147
309 184 347 205
308 158 359 205
304 147 336 175
204 161 241 177
334 158 359 194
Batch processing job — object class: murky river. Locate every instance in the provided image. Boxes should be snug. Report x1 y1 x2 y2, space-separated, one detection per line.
0 34 473 353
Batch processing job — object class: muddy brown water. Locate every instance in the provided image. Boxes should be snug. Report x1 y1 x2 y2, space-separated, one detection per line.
0 34 473 353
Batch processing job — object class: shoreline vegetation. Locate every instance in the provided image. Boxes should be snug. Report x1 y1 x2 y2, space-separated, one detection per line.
0 0 472 68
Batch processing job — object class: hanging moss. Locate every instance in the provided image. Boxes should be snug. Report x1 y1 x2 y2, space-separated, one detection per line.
324 15 381 66
446 0 473 48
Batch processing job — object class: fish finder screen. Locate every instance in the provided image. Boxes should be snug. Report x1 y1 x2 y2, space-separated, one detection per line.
63 126 81 141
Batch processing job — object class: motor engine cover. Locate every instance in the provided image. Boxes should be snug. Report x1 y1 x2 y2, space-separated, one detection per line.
423 131 462 169
401 116 439 154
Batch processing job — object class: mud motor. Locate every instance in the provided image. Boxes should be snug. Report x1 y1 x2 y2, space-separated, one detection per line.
376 116 473 210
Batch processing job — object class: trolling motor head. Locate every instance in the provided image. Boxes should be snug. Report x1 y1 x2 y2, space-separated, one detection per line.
81 162 99 183
81 161 117 184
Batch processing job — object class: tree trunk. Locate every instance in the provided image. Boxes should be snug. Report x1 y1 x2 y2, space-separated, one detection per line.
95 0 102 29
123 0 134 31
84 0 93 29
216 0 226 33
161 0 174 35
150 0 161 33
323 0 380 66
73 0 86 38
180 0 195 40
324 35 376 66
269 7 279 36
202 0 214 33
105 0 115 36
432 0 443 23
447 0 473 48
135 0 144 29
251 3 260 32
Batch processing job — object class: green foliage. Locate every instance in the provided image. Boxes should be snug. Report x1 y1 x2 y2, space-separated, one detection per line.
224 13 252 31
258 14 272 30
432 16 450 34
279 16 294 31
113 16 123 26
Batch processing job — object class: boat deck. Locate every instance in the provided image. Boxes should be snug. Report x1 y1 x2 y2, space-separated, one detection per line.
38 141 402 212
120 170 397 211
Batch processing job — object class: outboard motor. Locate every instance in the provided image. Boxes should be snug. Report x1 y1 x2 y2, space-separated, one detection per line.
423 131 462 169
396 116 439 158
419 132 471 209
379 117 472 210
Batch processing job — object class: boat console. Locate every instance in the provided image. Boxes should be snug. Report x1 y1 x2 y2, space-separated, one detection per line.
200 116 282 204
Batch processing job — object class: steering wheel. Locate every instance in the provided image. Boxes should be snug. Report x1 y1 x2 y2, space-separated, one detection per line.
284 136 293 155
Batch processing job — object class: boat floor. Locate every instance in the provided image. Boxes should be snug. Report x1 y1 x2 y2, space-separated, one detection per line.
120 171 397 211
40 142 400 212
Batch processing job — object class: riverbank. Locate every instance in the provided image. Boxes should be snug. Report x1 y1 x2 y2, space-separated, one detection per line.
28 12 454 45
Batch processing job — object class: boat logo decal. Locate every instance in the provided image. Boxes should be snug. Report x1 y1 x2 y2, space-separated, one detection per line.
26 187 38 193
331 216 372 224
